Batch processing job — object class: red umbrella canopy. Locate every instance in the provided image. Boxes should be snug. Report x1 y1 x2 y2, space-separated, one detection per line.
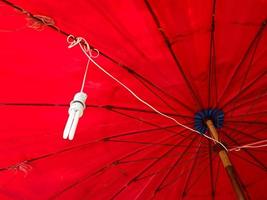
0 0 266 199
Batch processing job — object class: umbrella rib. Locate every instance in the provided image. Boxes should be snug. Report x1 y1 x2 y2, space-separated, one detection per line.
223 125 264 141
228 111 267 119
223 125 267 149
121 152 208 166
133 73 191 116
106 139 203 148
154 137 202 197
0 102 191 118
225 90 267 130
136 76 183 115
156 148 207 199
224 91 267 115
207 5 218 195
223 130 267 171
49 166 108 200
0 102 69 107
246 148 267 154
132 72 195 113
109 133 187 167
217 19 266 106
134 174 157 200
185 153 217 194
213 158 221 198
114 130 188 165
180 139 203 199
122 151 207 165
135 155 209 184
104 124 182 140
221 71 267 110
224 120 267 126
109 134 195 200
144 0 204 109
0 140 97 171
208 140 215 199
108 109 193 138
212 32 218 107
151 137 198 196
208 0 217 107
106 104 192 119
236 29 263 93
231 153 267 173
156 158 210 193
233 168 252 200
106 139 178 147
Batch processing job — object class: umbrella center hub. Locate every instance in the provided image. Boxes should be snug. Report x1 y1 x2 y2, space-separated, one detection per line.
194 108 224 134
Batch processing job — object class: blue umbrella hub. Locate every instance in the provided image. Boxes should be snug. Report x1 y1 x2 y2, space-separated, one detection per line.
194 109 224 134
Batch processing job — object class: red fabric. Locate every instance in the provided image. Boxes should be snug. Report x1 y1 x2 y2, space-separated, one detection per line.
0 0 266 199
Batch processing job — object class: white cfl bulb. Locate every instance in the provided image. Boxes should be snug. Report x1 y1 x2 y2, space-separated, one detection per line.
63 92 87 140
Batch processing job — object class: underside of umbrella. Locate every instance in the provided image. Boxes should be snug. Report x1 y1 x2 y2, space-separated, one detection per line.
0 0 266 199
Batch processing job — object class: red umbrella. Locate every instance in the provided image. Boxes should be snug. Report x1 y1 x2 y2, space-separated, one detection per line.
0 0 266 199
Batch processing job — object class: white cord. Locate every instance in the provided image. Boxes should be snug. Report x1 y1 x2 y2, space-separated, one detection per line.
66 35 228 151
67 35 99 92
80 59 90 92
67 35 99 58
229 139 267 151
202 134 228 151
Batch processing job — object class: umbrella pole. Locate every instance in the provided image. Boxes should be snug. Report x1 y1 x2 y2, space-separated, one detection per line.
206 120 246 200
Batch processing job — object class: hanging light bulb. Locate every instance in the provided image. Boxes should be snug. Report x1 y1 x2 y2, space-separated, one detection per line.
63 36 99 141
63 92 87 140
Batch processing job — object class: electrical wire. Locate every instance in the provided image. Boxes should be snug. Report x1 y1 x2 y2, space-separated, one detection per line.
80 59 91 92
229 139 267 151
66 35 229 151
67 35 99 93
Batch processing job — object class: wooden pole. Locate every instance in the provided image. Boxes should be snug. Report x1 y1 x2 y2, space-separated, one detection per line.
206 120 246 200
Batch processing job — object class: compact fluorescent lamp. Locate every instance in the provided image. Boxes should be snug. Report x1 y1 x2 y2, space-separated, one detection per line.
63 92 87 140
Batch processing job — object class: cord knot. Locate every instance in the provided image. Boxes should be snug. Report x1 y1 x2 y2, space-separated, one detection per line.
67 35 99 58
